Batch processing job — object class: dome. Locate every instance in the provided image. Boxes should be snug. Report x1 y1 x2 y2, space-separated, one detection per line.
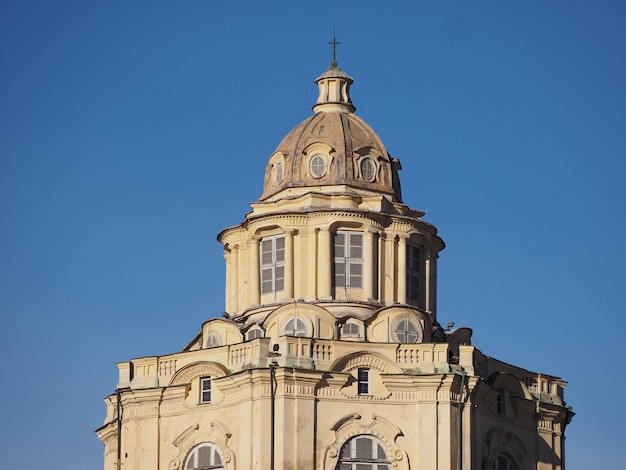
260 63 403 203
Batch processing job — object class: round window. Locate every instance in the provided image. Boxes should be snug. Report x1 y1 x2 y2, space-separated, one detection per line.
360 157 376 182
276 162 284 184
310 154 327 179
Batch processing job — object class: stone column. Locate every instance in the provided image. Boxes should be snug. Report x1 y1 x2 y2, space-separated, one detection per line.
248 237 260 307
424 247 431 313
364 229 377 301
231 244 240 312
224 248 232 313
397 235 408 304
284 230 294 299
318 227 332 300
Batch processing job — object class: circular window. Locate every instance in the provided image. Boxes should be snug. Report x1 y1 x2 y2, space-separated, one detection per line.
310 154 327 179
276 162 284 184
360 157 376 182
395 319 419 343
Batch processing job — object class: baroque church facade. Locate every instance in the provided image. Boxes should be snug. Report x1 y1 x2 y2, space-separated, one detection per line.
96 56 573 470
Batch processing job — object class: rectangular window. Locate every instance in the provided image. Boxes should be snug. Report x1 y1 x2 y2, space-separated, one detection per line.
260 235 285 294
357 368 369 395
497 389 505 414
334 231 363 288
201 377 211 403
406 243 421 303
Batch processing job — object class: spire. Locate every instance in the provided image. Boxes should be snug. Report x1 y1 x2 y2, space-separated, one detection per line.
313 33 356 114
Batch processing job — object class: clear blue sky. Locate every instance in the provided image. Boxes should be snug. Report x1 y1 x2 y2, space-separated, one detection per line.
1 1 624 468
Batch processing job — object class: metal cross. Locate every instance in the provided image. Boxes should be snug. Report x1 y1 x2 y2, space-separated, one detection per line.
328 31 340 67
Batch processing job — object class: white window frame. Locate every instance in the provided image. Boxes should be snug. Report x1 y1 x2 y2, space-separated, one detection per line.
260 235 285 294
309 154 327 178
200 377 211 404
185 442 224 470
358 156 377 182
406 242 421 304
341 321 362 339
333 231 363 289
337 435 391 469
394 319 419 343
284 317 307 337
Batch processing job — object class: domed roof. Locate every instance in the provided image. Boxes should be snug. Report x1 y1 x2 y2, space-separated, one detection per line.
259 62 403 203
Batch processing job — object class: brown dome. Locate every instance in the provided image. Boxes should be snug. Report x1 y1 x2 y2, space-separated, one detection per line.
260 64 403 202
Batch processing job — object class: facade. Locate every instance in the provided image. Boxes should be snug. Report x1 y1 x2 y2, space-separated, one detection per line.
96 58 573 470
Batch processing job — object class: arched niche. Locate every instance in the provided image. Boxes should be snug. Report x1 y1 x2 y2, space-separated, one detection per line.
201 319 243 348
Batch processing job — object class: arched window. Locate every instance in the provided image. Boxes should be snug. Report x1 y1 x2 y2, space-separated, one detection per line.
336 435 391 469
394 319 419 343
284 317 307 337
185 443 224 470
206 333 220 348
247 327 264 340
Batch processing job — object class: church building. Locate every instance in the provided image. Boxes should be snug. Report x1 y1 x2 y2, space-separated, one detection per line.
96 52 573 469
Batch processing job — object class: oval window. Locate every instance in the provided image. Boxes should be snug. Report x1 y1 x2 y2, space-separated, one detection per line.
310 154 327 179
360 157 376 182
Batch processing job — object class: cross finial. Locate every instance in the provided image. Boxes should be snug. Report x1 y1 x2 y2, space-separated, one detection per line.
328 29 340 68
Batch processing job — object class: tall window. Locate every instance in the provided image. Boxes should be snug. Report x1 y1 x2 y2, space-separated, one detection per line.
395 319 419 343
336 435 391 470
357 368 369 395
334 231 363 289
185 443 224 470
406 243 421 303
284 317 307 337
261 235 285 294
200 378 211 404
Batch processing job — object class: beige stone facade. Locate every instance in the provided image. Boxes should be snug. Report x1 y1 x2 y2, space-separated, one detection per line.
97 59 573 470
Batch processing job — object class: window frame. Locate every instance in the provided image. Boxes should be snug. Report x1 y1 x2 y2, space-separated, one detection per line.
359 157 377 182
333 231 364 289
284 317 307 337
341 321 362 339
185 442 224 470
206 333 220 349
309 154 327 178
200 377 212 404
336 434 391 469
406 242 422 304
394 318 419 343
260 235 285 295
357 368 369 395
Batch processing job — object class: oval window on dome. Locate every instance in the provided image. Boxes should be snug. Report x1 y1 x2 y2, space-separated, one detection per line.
276 162 284 184
310 154 327 179
360 157 376 182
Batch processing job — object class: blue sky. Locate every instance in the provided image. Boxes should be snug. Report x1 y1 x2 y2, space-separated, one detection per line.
1 1 624 468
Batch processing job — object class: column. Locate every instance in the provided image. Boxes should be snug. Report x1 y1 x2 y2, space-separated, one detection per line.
364 229 376 301
424 248 431 313
231 244 240 312
397 235 408 304
318 227 332 300
224 248 232 313
248 237 260 307
284 230 294 299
